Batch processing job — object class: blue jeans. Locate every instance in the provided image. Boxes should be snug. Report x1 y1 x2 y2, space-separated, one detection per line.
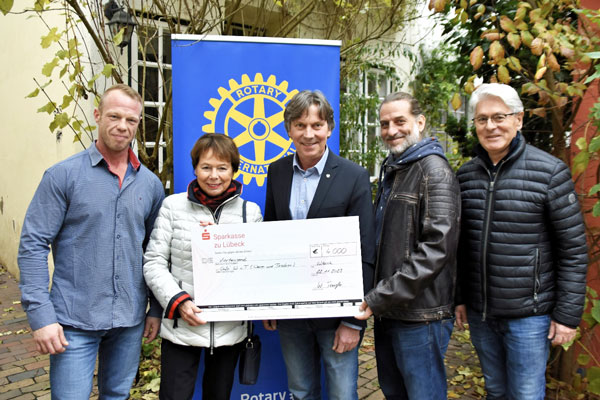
50 321 145 400
374 317 454 400
277 319 359 400
468 311 551 400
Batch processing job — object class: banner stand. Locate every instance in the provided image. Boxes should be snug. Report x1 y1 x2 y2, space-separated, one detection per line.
171 34 341 400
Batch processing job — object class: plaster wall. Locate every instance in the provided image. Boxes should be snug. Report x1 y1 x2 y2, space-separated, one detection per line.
0 7 88 278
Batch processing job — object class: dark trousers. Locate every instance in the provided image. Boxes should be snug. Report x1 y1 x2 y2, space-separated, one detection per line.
159 338 241 400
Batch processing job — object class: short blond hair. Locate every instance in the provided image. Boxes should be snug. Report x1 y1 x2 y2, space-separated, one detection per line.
98 84 143 112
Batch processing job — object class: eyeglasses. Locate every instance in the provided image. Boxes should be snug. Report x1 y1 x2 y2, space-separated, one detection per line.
472 112 518 126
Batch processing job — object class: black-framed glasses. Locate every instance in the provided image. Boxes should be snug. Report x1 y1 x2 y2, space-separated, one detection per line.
472 112 518 126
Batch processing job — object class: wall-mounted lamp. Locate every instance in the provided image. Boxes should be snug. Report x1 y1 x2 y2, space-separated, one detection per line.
104 0 136 50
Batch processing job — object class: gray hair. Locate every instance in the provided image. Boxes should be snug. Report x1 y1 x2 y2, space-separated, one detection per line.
284 90 335 133
379 92 424 117
468 83 524 115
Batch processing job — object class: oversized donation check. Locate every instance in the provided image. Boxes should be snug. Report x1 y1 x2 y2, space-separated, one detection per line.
191 216 364 321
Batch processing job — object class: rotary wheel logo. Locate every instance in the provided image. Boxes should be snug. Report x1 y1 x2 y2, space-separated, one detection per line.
203 73 299 186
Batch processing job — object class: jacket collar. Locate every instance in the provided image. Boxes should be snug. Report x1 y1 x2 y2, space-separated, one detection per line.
307 150 339 219
474 131 525 169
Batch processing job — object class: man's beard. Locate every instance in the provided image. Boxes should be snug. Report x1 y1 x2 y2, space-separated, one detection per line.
386 122 421 155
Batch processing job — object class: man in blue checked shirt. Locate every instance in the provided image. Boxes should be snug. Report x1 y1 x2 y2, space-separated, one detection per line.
18 84 165 399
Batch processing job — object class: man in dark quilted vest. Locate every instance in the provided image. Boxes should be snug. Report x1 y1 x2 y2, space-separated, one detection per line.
455 83 588 400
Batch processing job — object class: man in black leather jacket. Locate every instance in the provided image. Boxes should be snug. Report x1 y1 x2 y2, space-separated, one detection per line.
455 83 588 400
357 92 461 399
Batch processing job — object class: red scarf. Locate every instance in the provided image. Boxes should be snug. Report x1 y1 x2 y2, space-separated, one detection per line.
188 179 242 211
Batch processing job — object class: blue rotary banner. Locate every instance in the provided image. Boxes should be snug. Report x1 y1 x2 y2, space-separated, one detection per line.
171 35 341 400
171 35 340 209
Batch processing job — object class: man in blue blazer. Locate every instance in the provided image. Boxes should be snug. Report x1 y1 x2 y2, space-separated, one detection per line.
263 90 375 400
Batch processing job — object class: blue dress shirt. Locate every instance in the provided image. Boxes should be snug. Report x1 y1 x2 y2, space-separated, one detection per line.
18 143 165 331
289 149 329 220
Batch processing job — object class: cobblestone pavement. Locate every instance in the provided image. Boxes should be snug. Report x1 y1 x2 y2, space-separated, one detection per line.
0 265 484 399
0 266 52 400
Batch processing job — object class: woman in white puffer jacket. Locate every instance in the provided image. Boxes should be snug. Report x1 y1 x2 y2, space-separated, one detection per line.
143 133 262 400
